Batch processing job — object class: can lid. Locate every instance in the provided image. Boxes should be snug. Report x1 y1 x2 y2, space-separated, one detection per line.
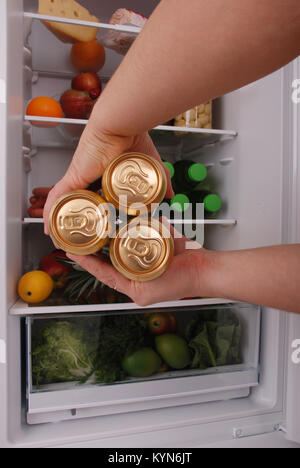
110 218 174 282
102 153 167 216
170 194 190 212
49 190 111 255
188 163 207 182
204 194 222 213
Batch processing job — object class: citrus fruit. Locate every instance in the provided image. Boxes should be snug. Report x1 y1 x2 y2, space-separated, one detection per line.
18 271 54 304
155 334 191 369
70 39 106 72
122 348 162 378
26 97 63 128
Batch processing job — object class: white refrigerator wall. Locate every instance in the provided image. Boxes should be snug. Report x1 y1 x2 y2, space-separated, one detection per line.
0 0 299 447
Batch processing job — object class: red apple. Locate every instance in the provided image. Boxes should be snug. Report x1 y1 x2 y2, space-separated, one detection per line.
60 89 94 119
89 88 101 100
40 251 71 289
72 72 102 93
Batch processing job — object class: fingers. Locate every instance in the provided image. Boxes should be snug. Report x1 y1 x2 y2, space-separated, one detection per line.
66 253 132 296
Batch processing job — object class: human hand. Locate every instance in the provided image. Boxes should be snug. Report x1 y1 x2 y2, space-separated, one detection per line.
66 225 216 307
43 122 174 235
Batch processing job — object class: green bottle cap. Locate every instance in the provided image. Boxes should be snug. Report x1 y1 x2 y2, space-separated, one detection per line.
188 163 207 182
163 162 175 178
170 194 190 212
204 194 222 213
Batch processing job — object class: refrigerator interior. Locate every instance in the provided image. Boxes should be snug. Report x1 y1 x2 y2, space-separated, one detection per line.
0 0 298 447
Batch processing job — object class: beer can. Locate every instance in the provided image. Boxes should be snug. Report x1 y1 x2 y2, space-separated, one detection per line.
49 190 112 255
110 218 174 282
102 152 167 216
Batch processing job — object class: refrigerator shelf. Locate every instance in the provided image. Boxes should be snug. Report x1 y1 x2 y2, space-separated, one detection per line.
10 297 237 316
24 12 142 35
24 115 238 140
23 218 237 226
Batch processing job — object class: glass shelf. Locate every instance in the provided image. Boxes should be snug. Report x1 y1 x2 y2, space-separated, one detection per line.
10 297 236 316
24 12 142 34
24 116 238 149
23 217 237 226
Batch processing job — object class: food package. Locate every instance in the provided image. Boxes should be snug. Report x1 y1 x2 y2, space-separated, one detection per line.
38 0 100 43
174 102 213 135
101 8 147 55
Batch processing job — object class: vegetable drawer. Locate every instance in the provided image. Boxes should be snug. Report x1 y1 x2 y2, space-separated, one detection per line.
26 303 260 424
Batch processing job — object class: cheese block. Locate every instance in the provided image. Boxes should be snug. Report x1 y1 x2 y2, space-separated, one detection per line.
38 0 100 43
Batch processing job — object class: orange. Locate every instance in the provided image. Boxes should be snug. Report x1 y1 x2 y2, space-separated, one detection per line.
18 271 54 304
26 97 63 128
70 39 106 72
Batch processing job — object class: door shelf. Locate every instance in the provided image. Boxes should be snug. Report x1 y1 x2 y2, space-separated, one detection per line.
11 297 236 316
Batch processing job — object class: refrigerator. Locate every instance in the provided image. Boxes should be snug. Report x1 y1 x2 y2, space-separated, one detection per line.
0 0 300 448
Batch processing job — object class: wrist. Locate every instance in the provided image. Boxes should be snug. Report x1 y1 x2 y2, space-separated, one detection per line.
192 249 225 299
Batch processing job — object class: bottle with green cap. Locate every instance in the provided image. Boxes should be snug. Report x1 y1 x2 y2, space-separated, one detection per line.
170 193 190 213
163 161 175 179
173 160 207 193
170 191 222 219
190 190 222 218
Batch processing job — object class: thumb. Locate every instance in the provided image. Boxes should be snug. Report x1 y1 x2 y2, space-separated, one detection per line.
43 174 85 235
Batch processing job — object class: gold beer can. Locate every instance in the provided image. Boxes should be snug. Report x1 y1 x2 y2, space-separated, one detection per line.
110 218 174 282
102 152 167 216
49 190 112 255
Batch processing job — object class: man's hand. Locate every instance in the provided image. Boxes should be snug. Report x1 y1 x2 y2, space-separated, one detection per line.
66 229 214 307
43 124 174 235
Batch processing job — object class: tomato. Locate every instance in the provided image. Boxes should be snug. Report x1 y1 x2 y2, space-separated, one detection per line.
70 39 106 72
148 312 178 335
122 348 162 378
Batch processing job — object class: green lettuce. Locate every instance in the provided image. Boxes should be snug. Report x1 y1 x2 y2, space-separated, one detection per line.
185 309 242 370
31 318 100 386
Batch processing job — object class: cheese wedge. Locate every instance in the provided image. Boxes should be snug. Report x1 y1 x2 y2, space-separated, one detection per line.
38 0 100 43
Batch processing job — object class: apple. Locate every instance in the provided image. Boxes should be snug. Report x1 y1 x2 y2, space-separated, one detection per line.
40 251 71 289
88 88 101 100
148 312 178 335
60 89 94 119
72 72 101 92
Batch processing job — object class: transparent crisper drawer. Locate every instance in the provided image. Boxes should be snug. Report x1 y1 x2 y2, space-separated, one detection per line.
26 303 261 424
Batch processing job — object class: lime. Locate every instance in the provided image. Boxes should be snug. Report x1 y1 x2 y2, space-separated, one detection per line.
155 334 190 369
122 348 162 378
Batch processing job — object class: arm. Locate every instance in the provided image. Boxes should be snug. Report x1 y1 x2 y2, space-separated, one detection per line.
44 0 300 313
68 243 300 314
95 0 300 135
206 245 300 314
44 0 300 226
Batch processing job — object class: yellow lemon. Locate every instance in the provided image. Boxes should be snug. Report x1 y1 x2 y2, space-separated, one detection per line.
18 271 54 304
